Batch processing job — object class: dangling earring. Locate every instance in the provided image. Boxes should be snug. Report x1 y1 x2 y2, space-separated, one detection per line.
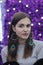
10 44 16 51
11 33 18 41
29 38 35 47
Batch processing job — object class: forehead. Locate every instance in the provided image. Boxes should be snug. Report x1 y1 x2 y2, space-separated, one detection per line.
17 17 31 25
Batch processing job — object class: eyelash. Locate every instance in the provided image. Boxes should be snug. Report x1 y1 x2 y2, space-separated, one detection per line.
27 25 31 27
19 25 24 27
19 25 31 28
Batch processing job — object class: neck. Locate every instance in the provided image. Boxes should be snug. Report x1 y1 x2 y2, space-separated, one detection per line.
18 38 26 45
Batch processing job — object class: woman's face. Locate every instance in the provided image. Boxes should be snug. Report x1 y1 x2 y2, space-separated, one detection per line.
12 17 31 40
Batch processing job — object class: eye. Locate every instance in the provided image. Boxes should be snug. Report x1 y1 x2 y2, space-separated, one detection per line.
26 24 31 27
18 24 24 28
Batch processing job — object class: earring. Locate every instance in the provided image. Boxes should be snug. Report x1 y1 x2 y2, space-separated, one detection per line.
11 33 18 41
10 44 15 51
29 39 35 47
11 33 15 40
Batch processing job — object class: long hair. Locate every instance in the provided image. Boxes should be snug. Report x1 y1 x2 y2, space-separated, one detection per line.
7 12 35 61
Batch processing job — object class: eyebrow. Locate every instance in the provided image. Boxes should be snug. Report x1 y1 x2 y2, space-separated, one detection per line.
19 23 31 25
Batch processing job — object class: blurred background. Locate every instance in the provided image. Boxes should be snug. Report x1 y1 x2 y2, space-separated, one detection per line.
0 0 43 65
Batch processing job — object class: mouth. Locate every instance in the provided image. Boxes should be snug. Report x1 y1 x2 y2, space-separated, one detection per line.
22 33 28 36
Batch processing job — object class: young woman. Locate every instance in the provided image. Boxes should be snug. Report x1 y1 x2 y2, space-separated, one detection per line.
1 12 43 65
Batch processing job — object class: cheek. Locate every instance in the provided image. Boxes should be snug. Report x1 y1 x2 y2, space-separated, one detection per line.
28 27 31 34
28 27 31 32
15 28 22 36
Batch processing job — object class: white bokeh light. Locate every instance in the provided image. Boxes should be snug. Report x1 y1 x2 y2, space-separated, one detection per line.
29 11 31 14
8 21 11 25
31 23 34 26
35 9 38 12
19 0 21 3
41 16 43 19
7 9 10 12
38 33 42 36
26 4 29 7
13 8 16 11
7 35 9 38
38 22 41 25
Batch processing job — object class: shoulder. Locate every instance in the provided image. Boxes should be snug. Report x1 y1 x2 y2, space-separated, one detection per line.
33 39 43 57
1 46 8 55
33 39 43 47
1 46 8 63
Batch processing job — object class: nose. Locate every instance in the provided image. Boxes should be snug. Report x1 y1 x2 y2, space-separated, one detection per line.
23 27 28 32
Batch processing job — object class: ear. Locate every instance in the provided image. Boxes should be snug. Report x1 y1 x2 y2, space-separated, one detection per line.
12 25 16 32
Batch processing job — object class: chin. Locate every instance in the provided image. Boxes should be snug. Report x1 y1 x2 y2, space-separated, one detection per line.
22 37 28 40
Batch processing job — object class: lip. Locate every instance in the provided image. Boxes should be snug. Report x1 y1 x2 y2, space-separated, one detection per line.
22 33 28 36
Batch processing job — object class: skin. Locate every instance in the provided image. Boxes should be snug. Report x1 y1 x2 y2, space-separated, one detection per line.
12 17 31 44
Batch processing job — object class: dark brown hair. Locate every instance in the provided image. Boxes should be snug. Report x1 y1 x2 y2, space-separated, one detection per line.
7 12 34 62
